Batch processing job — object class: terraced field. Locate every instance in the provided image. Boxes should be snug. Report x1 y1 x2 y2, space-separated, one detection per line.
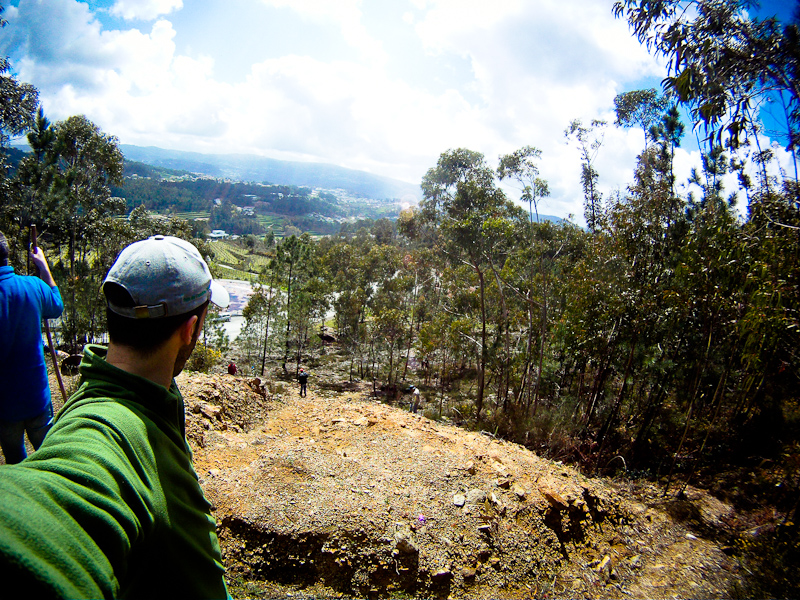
214 264 258 282
173 211 210 220
210 241 247 265
208 240 265 282
256 215 285 234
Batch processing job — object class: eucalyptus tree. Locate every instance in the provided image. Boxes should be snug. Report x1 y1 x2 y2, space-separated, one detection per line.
497 146 550 223
0 57 38 259
325 230 413 384
322 239 370 379
1 107 54 265
399 248 439 383
498 146 554 410
0 59 37 150
370 276 408 386
593 143 690 466
7 112 125 352
275 233 319 373
613 0 800 180
243 258 284 376
564 119 607 232
663 179 743 491
614 88 671 150
44 116 124 351
420 148 521 421
47 115 125 259
737 183 800 420
660 183 800 495
290 269 327 373
416 264 482 410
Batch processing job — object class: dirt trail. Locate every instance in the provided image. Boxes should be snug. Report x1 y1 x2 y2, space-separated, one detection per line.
180 372 745 599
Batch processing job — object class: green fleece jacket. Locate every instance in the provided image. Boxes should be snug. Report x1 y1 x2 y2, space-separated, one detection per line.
0 345 229 599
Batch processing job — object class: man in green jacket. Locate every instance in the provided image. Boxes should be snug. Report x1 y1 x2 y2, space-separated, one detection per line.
0 235 231 598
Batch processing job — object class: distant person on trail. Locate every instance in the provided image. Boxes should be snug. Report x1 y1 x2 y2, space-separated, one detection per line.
409 385 421 413
228 360 237 375
0 235 231 598
0 231 64 464
298 367 309 397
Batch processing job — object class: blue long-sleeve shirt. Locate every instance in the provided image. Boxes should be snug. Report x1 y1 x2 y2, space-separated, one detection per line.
0 265 64 421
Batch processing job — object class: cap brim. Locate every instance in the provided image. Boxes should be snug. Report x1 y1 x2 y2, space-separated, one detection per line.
210 280 230 309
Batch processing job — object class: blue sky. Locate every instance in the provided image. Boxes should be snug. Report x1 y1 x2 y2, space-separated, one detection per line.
0 0 795 222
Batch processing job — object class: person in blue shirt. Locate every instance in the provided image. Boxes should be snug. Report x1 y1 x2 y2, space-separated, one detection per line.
0 231 64 464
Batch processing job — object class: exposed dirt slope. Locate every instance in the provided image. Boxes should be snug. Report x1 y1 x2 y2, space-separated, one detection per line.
179 372 745 599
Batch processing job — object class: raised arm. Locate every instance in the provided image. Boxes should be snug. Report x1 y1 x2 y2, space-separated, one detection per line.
30 246 56 288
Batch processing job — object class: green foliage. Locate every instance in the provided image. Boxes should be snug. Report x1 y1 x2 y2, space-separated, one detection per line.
613 0 800 164
498 145 550 223
274 234 326 372
202 311 231 358
613 88 671 148
0 59 38 149
186 343 223 374
564 119 607 232
419 148 525 419
209 198 264 236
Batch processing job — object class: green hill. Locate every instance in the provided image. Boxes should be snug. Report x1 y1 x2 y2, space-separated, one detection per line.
120 145 421 201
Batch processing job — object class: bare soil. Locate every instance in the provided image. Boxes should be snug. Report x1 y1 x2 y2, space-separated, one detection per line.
178 372 750 599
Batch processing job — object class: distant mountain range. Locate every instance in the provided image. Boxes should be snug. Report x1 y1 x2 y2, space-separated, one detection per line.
7 142 569 224
120 145 422 201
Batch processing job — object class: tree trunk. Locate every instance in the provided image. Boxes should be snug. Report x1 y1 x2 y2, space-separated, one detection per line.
533 294 547 412
594 339 637 472
401 271 418 382
475 267 487 421
69 217 78 353
583 359 611 431
665 327 715 494
260 271 278 377
679 364 730 494
487 260 511 410
281 259 294 373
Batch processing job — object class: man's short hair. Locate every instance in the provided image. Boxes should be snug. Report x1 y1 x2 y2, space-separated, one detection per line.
104 282 208 353
0 231 8 266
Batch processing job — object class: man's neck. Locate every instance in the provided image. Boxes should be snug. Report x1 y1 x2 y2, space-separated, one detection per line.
105 342 177 389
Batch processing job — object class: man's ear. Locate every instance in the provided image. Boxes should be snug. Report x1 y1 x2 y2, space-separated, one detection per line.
179 315 199 345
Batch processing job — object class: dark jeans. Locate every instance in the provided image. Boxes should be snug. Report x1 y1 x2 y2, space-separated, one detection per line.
0 402 54 464
300 383 307 397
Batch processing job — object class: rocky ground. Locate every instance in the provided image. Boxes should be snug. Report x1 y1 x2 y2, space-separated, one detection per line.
178 372 750 599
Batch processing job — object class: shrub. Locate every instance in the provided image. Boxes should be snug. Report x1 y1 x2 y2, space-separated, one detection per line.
186 344 223 373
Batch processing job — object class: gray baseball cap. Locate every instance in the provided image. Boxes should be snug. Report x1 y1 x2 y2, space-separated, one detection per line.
103 235 230 318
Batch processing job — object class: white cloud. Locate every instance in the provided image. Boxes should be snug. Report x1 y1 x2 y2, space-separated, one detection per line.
257 0 387 66
397 0 663 219
7 0 773 225
111 0 183 21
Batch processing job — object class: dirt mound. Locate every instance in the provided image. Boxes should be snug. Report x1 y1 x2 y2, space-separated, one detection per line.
180 372 744 599
181 372 275 445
